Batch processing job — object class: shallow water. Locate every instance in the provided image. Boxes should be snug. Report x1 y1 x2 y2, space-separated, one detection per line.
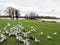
39 19 60 22
0 18 60 22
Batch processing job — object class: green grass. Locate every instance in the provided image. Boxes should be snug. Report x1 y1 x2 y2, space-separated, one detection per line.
0 19 60 45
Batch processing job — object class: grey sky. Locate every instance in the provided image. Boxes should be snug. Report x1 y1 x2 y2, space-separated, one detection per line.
0 0 60 17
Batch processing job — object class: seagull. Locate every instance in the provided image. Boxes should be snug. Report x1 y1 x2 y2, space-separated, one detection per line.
7 22 11 26
0 33 6 42
3 26 7 30
0 30 1 33
8 26 21 36
47 35 52 40
22 32 28 37
40 32 44 35
16 35 23 41
53 32 57 35
35 37 40 43
27 31 31 34
23 39 30 45
5 30 9 34
30 27 36 32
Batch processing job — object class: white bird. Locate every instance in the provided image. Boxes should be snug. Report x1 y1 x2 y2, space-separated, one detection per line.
35 38 40 42
2 31 5 33
31 27 36 32
40 32 44 35
53 32 57 35
0 33 6 42
16 35 23 41
47 35 52 40
23 39 30 45
0 30 1 33
5 30 9 34
27 31 31 34
22 32 28 37
8 26 21 36
3 26 7 30
7 22 11 26
17 23 24 30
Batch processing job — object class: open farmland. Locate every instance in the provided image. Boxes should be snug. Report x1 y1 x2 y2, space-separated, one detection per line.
0 19 60 45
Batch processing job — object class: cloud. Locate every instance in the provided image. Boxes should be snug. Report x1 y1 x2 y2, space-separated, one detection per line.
0 0 60 17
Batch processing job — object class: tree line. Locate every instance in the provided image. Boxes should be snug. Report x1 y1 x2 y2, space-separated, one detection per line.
0 7 58 20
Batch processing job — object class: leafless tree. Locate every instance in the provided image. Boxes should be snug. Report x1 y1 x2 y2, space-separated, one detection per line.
5 7 20 20
25 12 38 20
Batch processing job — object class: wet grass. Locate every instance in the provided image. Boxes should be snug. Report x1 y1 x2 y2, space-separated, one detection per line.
0 19 60 45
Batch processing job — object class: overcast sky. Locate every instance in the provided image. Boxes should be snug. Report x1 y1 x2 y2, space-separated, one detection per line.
0 0 60 17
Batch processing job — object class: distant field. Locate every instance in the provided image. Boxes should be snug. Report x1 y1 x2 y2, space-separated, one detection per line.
0 19 60 45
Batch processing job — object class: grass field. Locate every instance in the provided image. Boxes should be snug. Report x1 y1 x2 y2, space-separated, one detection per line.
0 19 60 45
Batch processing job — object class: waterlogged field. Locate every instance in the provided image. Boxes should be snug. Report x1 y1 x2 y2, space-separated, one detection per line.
0 19 60 45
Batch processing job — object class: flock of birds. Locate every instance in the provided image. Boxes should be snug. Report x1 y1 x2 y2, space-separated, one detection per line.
0 22 57 45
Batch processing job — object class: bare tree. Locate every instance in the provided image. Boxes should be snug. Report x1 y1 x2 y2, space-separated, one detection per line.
5 7 20 20
15 9 20 20
25 12 38 20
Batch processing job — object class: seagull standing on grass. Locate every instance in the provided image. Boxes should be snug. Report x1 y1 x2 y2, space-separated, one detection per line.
26 31 31 34
16 35 23 41
0 30 1 33
22 31 31 37
35 37 40 43
53 32 57 35
7 22 11 26
17 23 24 30
0 33 6 42
30 27 36 32
47 35 52 40
22 32 28 37
40 32 44 35
3 26 7 31
5 30 9 34
3 22 11 31
23 39 30 45
8 26 21 36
